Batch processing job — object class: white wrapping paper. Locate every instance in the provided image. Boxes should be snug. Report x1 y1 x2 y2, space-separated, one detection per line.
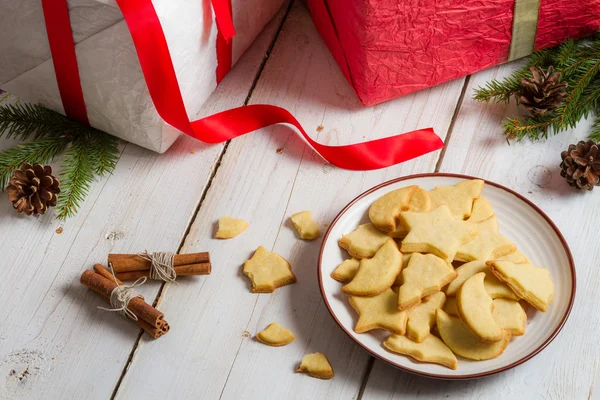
0 0 284 152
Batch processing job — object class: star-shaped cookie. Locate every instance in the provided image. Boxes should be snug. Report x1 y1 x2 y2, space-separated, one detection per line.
429 179 484 219
243 246 296 293
454 216 516 262
349 288 410 334
467 197 494 223
398 205 478 262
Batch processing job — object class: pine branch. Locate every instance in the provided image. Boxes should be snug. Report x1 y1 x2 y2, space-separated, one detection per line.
0 136 70 188
590 113 600 142
503 115 560 141
55 134 99 220
92 132 120 176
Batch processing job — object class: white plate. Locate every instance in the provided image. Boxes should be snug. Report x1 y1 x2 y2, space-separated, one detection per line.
318 173 575 379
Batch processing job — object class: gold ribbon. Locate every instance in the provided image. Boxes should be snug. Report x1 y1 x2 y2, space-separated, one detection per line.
508 0 541 61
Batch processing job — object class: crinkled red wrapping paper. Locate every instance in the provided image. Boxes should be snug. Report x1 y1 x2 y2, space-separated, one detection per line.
308 0 600 106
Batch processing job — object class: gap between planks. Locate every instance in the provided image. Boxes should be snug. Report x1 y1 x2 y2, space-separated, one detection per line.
108 2 295 399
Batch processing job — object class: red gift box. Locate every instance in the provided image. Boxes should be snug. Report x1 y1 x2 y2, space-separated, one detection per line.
308 0 600 106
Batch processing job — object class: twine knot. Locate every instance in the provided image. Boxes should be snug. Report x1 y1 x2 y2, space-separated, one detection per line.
98 266 146 320
137 251 177 283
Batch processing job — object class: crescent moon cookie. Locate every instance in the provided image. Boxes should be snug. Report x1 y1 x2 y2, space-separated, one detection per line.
436 309 510 361
454 216 517 262
398 205 478 262
339 223 390 259
492 298 527 336
256 322 296 346
445 260 519 300
349 288 411 334
342 239 402 296
243 246 296 293
331 258 361 282
383 334 457 370
368 186 417 233
457 273 506 342
487 260 555 312
429 179 484 219
405 291 446 343
397 253 456 310
386 188 434 238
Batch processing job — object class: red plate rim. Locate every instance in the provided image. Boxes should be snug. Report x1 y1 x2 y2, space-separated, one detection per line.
317 172 576 380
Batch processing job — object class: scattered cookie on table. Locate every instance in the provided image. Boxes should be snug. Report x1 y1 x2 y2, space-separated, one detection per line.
331 258 360 282
457 273 506 342
342 239 402 296
398 205 478 262
256 322 296 346
454 216 516 262
397 253 456 310
296 353 334 379
429 179 484 219
445 260 518 300
215 216 249 239
406 291 446 343
492 298 527 336
384 334 457 370
338 223 389 258
349 288 410 334
290 211 321 240
243 246 296 293
487 260 554 312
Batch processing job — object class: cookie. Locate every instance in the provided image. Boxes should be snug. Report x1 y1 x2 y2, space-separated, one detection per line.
256 322 296 346
349 288 410 334
406 291 446 342
492 298 526 336
368 186 417 233
383 334 457 370
454 216 516 262
442 297 459 316
496 250 530 264
290 211 320 240
457 273 505 342
487 261 554 312
467 197 494 223
398 205 478 262
436 309 510 361
398 253 456 310
445 260 519 300
393 253 412 286
331 258 360 282
297 353 334 379
386 188 433 238
339 223 390 259
243 246 296 293
342 239 402 296
215 216 249 239
429 179 484 219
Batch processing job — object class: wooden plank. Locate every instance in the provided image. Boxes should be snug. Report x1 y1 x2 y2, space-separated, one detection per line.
362 62 597 399
115 3 467 399
0 9 283 399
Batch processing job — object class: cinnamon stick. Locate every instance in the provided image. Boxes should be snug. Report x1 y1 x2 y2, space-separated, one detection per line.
115 262 211 281
108 252 210 273
93 264 123 285
80 270 164 328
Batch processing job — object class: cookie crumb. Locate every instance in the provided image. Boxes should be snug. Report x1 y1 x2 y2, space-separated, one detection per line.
316 125 324 132
276 148 283 154
55 227 63 234
190 148 196 154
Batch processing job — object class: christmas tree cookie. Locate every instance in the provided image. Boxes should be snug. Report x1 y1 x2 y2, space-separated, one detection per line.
384 334 457 370
429 179 484 219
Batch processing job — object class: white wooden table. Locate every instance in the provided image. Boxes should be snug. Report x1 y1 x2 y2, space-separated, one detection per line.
1 3 596 399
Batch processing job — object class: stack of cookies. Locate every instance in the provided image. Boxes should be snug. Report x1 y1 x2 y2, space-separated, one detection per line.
331 180 555 369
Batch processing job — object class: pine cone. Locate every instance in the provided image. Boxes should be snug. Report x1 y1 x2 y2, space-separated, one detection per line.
518 66 568 117
560 140 600 190
6 162 60 215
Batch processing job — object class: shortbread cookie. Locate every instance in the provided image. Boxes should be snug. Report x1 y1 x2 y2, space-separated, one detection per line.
467 197 494 223
215 216 249 239
406 292 446 342
393 253 412 286
256 322 296 346
455 216 516 262
331 258 360 282
339 223 390 259
290 211 321 240
436 309 510 361
487 261 554 312
368 186 417 233
429 179 484 219
387 188 433 238
443 297 459 316
457 273 505 342
398 253 456 310
243 246 296 293
349 288 410 334
398 205 478 262
445 260 519 300
492 298 526 336
383 334 457 370
496 250 530 264
342 239 402 296
297 353 334 379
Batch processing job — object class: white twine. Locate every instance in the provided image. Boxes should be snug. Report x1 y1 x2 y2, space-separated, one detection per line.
97 264 146 321
137 251 177 283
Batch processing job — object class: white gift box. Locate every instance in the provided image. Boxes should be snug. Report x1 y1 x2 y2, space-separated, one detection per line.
0 0 285 152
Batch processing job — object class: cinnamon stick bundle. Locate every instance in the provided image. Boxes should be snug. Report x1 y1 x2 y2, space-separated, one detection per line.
108 252 211 281
81 267 168 338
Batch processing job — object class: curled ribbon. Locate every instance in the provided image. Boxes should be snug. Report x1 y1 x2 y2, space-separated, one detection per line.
41 0 444 171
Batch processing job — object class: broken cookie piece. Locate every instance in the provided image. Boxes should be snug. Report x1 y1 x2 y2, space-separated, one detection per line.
290 211 321 240
256 322 296 346
296 353 334 379
243 246 296 293
215 216 249 239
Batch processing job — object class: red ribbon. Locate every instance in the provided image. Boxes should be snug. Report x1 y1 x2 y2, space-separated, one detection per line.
41 0 444 171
